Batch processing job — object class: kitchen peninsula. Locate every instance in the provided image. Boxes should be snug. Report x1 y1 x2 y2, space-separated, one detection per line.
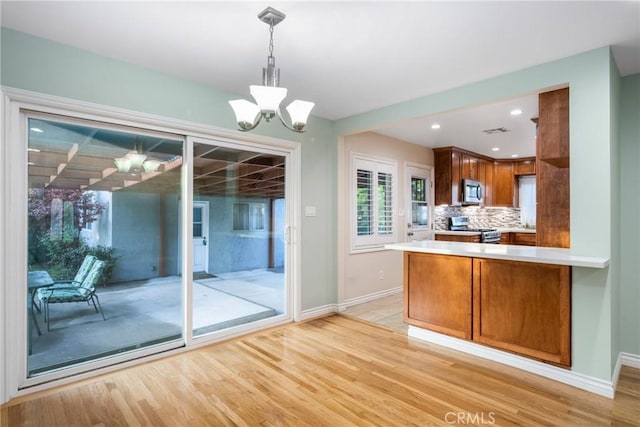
386 241 608 367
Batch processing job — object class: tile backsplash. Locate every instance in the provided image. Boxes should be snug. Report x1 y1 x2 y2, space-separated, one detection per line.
434 206 522 230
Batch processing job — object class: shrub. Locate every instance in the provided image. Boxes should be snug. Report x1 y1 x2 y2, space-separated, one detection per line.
39 235 117 286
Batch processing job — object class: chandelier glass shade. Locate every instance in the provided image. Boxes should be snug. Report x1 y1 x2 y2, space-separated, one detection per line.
114 144 161 174
229 7 315 133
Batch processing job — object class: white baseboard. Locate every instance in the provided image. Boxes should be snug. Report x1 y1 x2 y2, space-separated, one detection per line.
337 286 402 312
613 352 640 391
620 352 640 369
297 304 338 321
408 326 615 399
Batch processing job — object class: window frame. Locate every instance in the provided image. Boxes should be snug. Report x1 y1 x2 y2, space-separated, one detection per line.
350 153 397 253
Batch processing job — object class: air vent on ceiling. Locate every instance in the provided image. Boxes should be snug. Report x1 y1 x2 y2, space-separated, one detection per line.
482 127 510 134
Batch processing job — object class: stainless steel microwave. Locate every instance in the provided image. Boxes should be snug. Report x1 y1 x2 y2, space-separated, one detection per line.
462 179 483 204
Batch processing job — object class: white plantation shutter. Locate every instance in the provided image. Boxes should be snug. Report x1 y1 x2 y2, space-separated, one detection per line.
352 154 397 251
377 171 393 235
356 169 373 236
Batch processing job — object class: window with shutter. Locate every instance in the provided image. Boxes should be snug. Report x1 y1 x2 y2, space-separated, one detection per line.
351 154 397 251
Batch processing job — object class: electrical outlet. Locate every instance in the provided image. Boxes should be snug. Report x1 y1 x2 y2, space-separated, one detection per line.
378 270 384 280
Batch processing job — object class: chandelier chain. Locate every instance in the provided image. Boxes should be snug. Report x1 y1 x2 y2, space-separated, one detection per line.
268 24 274 57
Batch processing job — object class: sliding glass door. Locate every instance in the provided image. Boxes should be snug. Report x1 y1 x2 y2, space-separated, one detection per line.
26 114 185 376
190 139 286 337
21 112 293 384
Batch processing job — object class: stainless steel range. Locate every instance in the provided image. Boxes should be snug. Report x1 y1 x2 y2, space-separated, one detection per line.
448 216 501 244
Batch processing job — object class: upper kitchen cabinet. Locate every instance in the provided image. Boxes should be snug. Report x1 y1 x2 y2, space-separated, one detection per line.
514 158 536 175
537 88 570 168
536 88 570 248
492 161 515 207
435 147 494 206
434 147 462 205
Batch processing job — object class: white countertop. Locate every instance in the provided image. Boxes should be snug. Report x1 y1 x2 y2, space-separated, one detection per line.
385 240 609 268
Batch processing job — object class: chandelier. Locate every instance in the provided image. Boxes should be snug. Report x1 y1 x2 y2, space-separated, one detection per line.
114 143 161 174
229 7 315 133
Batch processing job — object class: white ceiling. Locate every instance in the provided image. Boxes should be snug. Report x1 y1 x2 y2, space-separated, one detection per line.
2 1 639 157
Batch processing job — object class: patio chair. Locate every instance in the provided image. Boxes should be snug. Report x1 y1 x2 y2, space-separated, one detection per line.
33 255 96 312
37 260 107 331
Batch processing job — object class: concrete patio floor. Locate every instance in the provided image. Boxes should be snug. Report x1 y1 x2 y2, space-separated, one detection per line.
28 269 284 375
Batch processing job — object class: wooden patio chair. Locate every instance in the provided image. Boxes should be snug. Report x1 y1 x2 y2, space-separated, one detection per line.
37 260 107 331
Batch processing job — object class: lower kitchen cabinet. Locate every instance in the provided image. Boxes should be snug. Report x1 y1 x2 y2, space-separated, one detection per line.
499 232 537 246
472 258 571 367
404 252 571 367
512 232 536 246
404 252 472 339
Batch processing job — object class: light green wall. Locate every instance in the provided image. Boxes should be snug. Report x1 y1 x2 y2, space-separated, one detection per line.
619 74 640 356
336 47 619 381
0 27 337 311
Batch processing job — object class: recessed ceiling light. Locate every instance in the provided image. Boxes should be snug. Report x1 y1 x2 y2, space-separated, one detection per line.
492 147 500 152
511 154 519 158
510 109 523 116
30 127 43 133
431 124 441 129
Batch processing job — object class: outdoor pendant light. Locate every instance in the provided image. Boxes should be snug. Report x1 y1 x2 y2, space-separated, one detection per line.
229 6 315 133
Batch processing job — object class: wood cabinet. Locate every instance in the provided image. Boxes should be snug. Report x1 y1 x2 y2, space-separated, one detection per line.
462 153 478 180
478 159 493 206
434 148 462 206
435 233 481 243
404 252 472 339
537 88 570 248
538 89 569 167
404 252 572 367
492 161 515 206
499 232 537 245
512 232 536 246
472 258 571 367
514 158 536 175
434 147 494 206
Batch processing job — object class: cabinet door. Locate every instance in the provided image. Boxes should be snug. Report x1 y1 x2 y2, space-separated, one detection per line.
538 88 569 164
472 258 571 367
482 160 494 206
499 233 512 244
451 150 462 205
493 161 515 206
512 232 536 246
404 252 472 339
515 159 536 175
462 154 478 180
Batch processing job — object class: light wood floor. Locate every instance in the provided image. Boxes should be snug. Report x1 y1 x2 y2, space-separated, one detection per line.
2 315 639 426
342 292 406 333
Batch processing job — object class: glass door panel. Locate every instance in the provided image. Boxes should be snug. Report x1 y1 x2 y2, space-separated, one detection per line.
26 116 184 376
406 165 433 242
191 141 285 336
